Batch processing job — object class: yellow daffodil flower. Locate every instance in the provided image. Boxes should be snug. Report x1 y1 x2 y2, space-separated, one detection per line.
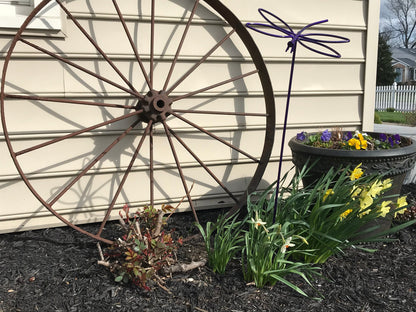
351 185 362 198
323 189 334 201
339 209 353 220
359 190 373 217
381 178 392 191
350 163 364 181
368 180 384 198
397 196 408 208
394 196 408 218
378 201 392 217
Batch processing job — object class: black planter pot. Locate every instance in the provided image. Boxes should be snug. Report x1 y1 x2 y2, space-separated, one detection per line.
288 132 416 237
289 132 416 195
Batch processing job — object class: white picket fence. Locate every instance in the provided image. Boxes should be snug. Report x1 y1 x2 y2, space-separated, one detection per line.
376 83 416 112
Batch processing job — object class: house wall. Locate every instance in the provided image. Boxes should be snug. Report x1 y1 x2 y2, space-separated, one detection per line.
393 63 407 83
0 0 379 233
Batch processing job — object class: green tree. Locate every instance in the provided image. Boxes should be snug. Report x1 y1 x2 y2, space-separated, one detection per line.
377 33 397 85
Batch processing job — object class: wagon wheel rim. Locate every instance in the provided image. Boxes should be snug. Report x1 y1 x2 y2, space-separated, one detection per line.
1 0 275 244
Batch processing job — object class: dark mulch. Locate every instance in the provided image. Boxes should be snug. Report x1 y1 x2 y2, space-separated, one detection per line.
1 184 416 312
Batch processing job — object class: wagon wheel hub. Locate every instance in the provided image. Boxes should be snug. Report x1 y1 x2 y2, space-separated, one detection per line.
136 90 172 123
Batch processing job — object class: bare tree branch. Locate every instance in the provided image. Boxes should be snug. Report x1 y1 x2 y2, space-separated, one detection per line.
385 0 416 48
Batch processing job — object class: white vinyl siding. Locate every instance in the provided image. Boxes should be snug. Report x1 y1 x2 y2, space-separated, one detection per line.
0 1 32 5
0 0 380 233
0 0 62 30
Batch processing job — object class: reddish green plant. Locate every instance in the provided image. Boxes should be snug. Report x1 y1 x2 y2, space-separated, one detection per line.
104 204 182 290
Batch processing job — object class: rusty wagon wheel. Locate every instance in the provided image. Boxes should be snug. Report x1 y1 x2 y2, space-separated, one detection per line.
1 0 275 244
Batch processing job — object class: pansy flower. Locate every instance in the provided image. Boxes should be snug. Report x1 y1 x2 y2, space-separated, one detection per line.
296 131 306 141
343 131 353 141
388 137 394 147
321 129 331 142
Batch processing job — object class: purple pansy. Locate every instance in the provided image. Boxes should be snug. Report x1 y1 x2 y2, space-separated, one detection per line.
343 131 353 141
296 131 306 141
394 134 401 144
321 129 331 142
388 137 394 147
379 133 387 142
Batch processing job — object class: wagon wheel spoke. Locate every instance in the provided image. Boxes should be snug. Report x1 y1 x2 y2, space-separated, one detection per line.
166 29 235 95
5 93 135 109
96 121 153 237
165 124 239 203
150 0 155 88
173 109 268 117
162 120 199 223
19 38 142 98
112 0 151 89
171 111 259 163
48 119 140 207
149 125 155 208
55 0 140 95
163 0 200 91
172 69 258 102
14 111 142 156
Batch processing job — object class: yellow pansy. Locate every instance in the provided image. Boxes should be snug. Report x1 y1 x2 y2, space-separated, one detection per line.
378 201 392 217
358 133 368 149
348 135 368 150
350 163 364 181
348 138 361 150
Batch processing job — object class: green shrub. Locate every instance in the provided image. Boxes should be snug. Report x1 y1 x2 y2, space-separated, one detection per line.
374 111 382 124
386 107 395 112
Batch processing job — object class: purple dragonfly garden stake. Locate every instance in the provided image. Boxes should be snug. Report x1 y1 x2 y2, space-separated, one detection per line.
246 9 350 222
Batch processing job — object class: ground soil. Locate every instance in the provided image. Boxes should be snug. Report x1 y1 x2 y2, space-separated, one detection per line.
1 184 416 312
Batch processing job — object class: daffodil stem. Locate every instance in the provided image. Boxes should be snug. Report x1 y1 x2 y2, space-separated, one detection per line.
273 44 297 223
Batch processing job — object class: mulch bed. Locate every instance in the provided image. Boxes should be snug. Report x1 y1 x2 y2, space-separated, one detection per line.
1 184 416 312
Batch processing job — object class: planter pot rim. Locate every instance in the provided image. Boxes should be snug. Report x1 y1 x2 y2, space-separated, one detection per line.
289 131 416 159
